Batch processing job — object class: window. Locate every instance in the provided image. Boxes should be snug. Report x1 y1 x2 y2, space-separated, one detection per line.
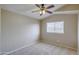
47 21 64 33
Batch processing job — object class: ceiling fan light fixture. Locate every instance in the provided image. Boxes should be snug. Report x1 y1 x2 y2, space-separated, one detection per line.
43 10 45 14
33 4 54 16
39 10 45 15
40 11 42 14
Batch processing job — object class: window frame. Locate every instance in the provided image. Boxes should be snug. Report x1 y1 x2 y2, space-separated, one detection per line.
47 21 64 34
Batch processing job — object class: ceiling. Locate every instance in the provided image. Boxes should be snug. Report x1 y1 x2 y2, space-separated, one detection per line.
1 4 67 19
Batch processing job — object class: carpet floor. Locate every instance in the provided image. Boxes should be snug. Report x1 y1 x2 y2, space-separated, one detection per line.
8 42 77 55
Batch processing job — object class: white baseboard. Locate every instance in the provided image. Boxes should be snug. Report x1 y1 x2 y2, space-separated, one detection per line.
4 41 38 55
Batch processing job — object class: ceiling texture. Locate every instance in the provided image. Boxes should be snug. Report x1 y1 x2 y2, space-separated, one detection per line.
1 4 79 20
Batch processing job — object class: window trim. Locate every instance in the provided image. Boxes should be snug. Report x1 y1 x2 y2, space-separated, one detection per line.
47 21 64 34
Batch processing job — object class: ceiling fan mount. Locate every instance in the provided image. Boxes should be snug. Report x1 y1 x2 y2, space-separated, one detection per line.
32 4 55 16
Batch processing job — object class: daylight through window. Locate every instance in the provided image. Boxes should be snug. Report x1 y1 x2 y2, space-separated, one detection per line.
47 21 64 33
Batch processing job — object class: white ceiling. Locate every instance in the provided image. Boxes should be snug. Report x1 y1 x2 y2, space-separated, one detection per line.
1 4 65 19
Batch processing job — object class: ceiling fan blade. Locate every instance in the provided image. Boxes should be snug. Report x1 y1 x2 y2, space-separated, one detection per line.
35 4 40 8
32 9 40 13
46 10 52 14
46 5 54 9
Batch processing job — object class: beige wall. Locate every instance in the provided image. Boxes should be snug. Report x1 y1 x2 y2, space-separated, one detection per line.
78 14 79 54
0 8 1 32
56 4 79 11
40 14 77 50
1 9 40 53
0 6 1 54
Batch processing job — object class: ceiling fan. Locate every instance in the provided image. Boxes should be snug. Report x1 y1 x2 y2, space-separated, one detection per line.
32 4 55 16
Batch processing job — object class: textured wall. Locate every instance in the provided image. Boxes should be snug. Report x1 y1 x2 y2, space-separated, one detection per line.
0 6 1 54
78 14 79 54
41 14 77 50
1 9 40 53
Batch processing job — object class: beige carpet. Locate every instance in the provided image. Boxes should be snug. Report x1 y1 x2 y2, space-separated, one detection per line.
9 42 77 55
0 52 2 55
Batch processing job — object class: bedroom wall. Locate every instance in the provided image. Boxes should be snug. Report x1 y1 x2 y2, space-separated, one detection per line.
78 14 79 54
56 4 79 11
1 9 40 53
0 6 1 54
40 14 77 50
